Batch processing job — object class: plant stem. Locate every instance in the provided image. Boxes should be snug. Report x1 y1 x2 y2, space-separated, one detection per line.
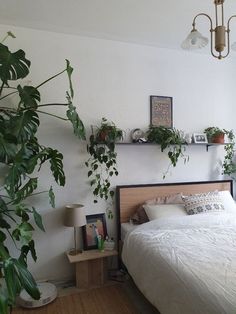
36 110 68 120
36 68 66 89
0 90 18 101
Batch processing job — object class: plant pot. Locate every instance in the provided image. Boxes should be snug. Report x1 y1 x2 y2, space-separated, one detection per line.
211 134 225 143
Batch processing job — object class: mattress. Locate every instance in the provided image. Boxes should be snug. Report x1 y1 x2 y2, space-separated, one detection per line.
120 222 138 242
122 212 236 314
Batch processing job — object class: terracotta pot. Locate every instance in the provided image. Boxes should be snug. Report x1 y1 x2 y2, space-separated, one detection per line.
211 134 225 143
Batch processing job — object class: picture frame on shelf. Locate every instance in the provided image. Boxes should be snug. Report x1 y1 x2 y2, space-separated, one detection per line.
150 95 173 128
193 133 208 144
82 213 107 250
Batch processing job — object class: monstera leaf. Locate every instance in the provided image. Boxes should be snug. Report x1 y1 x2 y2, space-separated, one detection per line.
66 98 85 140
0 43 30 85
17 85 41 109
10 110 40 142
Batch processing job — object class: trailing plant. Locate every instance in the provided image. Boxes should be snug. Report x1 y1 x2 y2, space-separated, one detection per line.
86 118 123 204
221 130 236 177
0 32 85 313
204 127 236 177
146 126 188 178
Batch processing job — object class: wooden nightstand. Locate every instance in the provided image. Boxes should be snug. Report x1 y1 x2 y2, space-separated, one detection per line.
66 249 118 289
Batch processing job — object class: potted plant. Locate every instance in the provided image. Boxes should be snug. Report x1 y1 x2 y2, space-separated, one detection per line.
204 127 236 178
86 118 123 203
146 126 188 178
0 32 85 313
204 127 226 143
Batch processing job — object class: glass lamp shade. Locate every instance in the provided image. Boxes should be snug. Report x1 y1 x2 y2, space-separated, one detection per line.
64 204 86 227
181 30 209 50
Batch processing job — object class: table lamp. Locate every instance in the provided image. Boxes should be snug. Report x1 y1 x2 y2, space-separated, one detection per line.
64 204 86 255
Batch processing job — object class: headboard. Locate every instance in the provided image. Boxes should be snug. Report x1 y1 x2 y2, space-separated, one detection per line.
116 180 233 240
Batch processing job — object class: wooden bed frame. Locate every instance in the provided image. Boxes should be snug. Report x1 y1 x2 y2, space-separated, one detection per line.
116 180 233 242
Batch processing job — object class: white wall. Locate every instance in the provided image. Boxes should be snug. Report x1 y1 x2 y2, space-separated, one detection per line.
1 24 236 281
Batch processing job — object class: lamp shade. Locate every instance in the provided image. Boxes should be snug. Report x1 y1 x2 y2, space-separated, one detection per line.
181 30 208 50
64 204 86 227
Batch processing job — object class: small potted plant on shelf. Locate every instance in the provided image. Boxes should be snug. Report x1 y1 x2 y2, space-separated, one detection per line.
146 126 188 177
86 118 123 203
204 127 227 143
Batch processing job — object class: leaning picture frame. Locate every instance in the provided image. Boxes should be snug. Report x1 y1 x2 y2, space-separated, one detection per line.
193 133 208 144
82 213 107 250
150 95 173 128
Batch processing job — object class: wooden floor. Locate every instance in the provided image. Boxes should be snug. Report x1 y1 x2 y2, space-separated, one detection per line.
12 284 139 314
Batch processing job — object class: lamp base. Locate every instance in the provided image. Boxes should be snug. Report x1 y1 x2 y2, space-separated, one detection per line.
68 249 83 255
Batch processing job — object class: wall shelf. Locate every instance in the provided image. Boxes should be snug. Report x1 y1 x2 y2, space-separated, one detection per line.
116 142 230 152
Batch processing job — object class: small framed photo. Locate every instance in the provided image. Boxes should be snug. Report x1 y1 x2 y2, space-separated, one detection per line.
193 133 208 144
150 95 173 128
82 213 107 250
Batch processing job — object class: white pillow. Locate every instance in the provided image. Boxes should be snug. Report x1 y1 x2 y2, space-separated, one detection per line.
219 190 236 213
143 204 187 221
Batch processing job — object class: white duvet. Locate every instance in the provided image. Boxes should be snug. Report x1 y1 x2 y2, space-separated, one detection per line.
122 213 236 314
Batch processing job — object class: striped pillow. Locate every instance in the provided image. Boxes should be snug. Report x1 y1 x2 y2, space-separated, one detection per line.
182 191 225 215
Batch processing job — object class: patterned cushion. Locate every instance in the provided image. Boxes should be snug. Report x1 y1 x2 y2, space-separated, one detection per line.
182 191 225 215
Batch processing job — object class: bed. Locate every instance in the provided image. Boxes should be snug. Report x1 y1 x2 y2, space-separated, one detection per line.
116 180 236 314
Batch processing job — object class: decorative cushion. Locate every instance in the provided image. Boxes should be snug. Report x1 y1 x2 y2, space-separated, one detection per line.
130 206 149 225
145 193 184 205
182 191 225 215
143 204 187 221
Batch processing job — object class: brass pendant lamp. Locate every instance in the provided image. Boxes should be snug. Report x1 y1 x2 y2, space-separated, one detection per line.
182 0 236 59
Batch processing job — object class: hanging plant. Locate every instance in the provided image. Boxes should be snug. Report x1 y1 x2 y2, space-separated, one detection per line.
221 130 236 177
86 118 123 203
0 32 85 313
146 126 188 178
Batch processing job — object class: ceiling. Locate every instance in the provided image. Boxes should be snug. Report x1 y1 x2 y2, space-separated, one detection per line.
1 0 236 50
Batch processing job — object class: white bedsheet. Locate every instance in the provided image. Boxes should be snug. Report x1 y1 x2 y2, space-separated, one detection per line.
122 213 236 314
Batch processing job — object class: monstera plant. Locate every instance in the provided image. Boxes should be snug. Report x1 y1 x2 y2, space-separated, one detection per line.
0 32 85 313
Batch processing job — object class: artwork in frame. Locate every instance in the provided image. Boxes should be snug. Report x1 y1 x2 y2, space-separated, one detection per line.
82 213 107 250
193 133 208 144
150 95 173 128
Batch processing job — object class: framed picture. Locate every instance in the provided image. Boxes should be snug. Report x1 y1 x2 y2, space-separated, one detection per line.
150 95 173 128
193 133 208 144
82 213 107 250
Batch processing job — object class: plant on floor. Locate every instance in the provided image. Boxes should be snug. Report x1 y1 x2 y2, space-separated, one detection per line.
146 126 188 178
0 32 85 313
85 118 123 205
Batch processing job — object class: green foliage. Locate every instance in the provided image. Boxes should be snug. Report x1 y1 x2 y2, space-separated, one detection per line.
146 126 188 178
86 118 123 203
0 32 85 312
204 127 226 141
221 130 236 178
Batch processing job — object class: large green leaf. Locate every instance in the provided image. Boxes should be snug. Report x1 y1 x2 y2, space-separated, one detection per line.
49 149 65 186
14 178 38 204
66 59 74 98
66 100 85 140
0 43 31 85
0 133 17 163
11 110 39 142
13 259 40 300
17 85 41 109
32 207 45 232
49 186 55 208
